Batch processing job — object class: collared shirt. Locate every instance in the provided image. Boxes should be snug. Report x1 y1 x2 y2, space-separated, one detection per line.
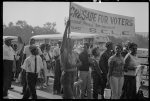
53 46 60 56
23 45 42 58
3 44 15 60
23 55 44 73
53 46 60 60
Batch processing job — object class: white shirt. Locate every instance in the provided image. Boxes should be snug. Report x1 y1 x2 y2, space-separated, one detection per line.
3 44 15 60
23 55 44 73
23 45 42 58
43 51 51 61
53 46 60 59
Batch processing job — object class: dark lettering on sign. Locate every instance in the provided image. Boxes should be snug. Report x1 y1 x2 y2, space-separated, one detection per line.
98 14 108 24
71 20 82 24
110 17 134 26
83 21 93 27
71 26 81 31
71 5 98 23
89 28 96 33
117 18 122 25
122 18 126 26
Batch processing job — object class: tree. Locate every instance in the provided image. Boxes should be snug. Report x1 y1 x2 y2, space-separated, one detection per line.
3 20 60 44
108 34 148 48
3 24 7 30
8 22 14 27
16 20 28 28
43 22 58 34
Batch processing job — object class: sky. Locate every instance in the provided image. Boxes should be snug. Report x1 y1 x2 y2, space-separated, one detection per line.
3 2 149 34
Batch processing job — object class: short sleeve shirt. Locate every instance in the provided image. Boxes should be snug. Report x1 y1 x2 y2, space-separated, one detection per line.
23 55 44 73
3 44 15 60
23 45 42 58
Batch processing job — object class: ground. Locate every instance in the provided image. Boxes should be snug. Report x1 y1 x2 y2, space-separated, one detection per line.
7 77 62 99
5 74 149 99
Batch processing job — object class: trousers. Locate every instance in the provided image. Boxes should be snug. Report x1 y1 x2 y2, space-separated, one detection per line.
22 72 38 99
53 59 61 93
3 60 13 97
79 71 92 99
110 76 124 99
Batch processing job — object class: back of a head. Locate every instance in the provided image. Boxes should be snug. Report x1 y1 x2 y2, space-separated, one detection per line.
40 44 46 52
30 38 35 45
29 45 38 55
84 42 89 49
105 41 113 49
115 43 123 50
92 47 98 57
129 42 137 50
58 40 62 45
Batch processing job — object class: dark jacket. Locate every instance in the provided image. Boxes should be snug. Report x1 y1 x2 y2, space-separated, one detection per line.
91 58 102 77
99 50 114 75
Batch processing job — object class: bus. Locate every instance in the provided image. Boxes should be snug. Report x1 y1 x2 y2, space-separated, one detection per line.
3 36 18 43
30 32 109 47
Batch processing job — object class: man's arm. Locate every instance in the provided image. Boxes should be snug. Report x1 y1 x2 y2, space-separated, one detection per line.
93 59 102 77
21 53 26 65
22 46 26 65
124 54 132 71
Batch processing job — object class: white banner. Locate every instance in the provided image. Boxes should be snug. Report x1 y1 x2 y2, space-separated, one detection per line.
70 3 135 37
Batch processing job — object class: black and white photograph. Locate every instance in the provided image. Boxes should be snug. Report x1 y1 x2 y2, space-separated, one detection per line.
3 1 149 99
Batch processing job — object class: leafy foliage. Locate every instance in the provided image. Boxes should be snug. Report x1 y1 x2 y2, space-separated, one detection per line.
3 20 148 48
109 34 149 48
3 20 60 44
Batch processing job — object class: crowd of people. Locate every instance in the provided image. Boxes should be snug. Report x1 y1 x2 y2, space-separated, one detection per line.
3 36 145 99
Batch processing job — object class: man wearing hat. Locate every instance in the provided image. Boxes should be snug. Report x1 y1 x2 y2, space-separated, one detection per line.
3 38 15 99
99 41 115 99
